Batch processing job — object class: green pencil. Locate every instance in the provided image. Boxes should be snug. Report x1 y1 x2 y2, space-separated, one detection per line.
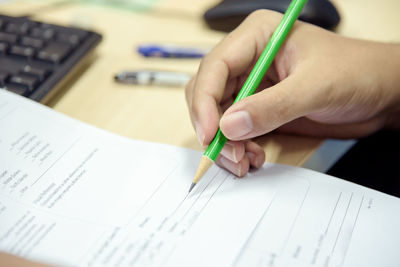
189 0 308 193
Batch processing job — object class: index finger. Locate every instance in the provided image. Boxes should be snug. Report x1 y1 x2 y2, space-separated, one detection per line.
190 11 278 145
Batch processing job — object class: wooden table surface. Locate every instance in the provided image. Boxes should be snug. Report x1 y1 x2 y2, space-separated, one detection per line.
2 0 400 167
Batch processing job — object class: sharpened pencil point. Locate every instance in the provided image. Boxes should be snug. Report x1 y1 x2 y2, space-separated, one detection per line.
189 156 214 194
188 183 196 193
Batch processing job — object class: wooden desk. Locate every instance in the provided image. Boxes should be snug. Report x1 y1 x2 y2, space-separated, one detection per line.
2 0 400 167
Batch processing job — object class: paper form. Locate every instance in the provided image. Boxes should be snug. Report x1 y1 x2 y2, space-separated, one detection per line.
0 90 399 267
234 165 400 267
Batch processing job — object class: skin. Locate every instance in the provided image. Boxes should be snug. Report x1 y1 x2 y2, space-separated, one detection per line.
0 253 51 267
185 10 400 177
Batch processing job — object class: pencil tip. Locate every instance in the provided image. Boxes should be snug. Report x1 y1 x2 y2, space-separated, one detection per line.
188 183 196 194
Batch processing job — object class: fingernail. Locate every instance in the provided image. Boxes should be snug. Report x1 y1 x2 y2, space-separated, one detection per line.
195 121 205 146
238 162 242 177
255 156 260 168
219 156 238 176
220 111 253 139
220 142 238 163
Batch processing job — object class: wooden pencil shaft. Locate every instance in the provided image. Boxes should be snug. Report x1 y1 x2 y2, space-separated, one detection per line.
193 156 214 184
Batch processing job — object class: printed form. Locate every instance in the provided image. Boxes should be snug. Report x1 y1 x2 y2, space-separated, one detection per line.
0 90 399 267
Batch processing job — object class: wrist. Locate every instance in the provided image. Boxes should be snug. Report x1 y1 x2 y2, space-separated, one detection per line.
348 40 400 128
377 43 400 128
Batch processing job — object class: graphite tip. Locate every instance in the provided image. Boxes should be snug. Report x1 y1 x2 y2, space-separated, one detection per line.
188 182 196 194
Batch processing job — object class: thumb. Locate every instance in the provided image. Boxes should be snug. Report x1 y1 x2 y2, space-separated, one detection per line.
220 74 319 140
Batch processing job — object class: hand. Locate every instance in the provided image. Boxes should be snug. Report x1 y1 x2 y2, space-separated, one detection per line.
0 252 52 267
185 10 400 177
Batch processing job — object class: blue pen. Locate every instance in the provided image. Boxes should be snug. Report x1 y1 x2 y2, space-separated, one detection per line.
137 44 208 58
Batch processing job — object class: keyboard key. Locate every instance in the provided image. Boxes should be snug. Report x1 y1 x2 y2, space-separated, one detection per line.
9 74 38 91
21 36 44 49
0 72 8 87
44 24 88 41
0 13 102 102
9 45 35 58
56 33 81 47
21 65 50 82
0 42 8 54
5 22 32 35
30 27 55 40
58 27 88 40
37 42 71 64
4 83 28 96
0 32 17 43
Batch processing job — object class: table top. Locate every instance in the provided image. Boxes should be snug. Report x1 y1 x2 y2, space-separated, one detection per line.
2 0 400 167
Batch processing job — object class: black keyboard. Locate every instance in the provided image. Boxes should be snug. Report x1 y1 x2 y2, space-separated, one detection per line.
0 14 102 102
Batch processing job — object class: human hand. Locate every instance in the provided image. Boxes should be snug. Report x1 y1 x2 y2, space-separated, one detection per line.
185 10 400 177
0 252 52 267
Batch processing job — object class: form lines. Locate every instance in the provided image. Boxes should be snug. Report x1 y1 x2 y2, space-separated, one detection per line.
232 191 278 267
280 184 311 254
125 163 180 227
194 172 229 224
30 137 81 187
331 193 353 254
325 192 342 235
177 170 219 223
339 196 364 267
161 171 229 266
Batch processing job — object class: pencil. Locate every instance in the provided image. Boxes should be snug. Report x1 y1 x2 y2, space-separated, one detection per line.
189 0 308 193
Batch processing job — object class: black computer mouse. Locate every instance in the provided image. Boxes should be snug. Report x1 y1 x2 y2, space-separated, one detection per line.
204 0 340 32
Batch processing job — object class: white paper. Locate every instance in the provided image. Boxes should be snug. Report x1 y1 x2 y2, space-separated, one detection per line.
0 90 399 267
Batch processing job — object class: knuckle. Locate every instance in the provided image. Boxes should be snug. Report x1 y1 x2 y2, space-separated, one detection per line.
184 77 195 104
198 50 213 69
191 98 202 118
247 9 281 23
248 9 269 19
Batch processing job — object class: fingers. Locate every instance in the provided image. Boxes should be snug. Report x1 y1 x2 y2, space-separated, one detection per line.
245 141 265 168
220 141 245 163
220 71 321 140
190 45 254 145
186 11 282 146
216 140 265 177
216 155 249 178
